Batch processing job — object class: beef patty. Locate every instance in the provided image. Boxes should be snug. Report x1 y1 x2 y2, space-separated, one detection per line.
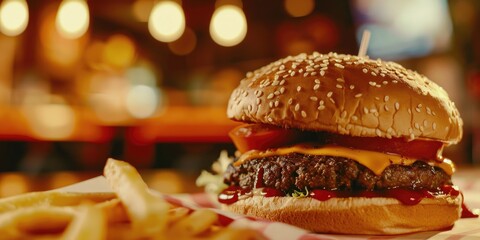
224 153 452 193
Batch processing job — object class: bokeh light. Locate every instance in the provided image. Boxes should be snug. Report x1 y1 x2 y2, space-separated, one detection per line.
102 34 136 68
55 0 90 39
284 0 315 17
0 0 29 37
132 0 153 22
209 5 247 47
27 103 76 139
148 1 185 42
126 66 157 86
168 27 197 55
125 85 158 119
0 174 28 197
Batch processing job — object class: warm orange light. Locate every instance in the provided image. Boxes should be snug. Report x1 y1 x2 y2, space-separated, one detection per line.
168 27 197 55
56 0 89 39
0 0 29 36
210 5 247 47
148 1 185 42
284 0 315 17
132 0 153 22
0 174 28 197
102 34 136 68
25 103 76 140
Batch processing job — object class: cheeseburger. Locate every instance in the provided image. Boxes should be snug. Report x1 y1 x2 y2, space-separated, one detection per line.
220 52 464 234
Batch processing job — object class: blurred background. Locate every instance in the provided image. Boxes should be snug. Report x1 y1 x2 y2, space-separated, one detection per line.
0 0 479 195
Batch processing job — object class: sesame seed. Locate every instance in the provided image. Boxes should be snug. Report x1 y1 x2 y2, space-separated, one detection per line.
395 102 400 110
375 97 380 101
410 133 415 140
274 75 280 81
355 93 362 98
352 115 358 121
336 84 343 89
248 105 252 112
274 91 280 96
288 98 293 105
369 81 376 86
280 87 285 94
301 111 307 118
269 101 273 108
318 105 325 110
303 72 309 77
314 84 320 90
315 79 320 84
319 100 324 105
392 80 398 83
298 68 304 73
364 107 369 114
362 68 368 73
382 81 388 85
297 86 302 92
310 96 318 101
311 72 317 76
327 91 333 97
384 105 389 111
415 122 420 129
384 96 389 102
320 70 325 76
329 98 335 104
376 129 382 137
370 108 377 113
335 63 345 69
349 85 355 90
336 78 344 83
423 120 428 127
341 111 347 118
433 122 437 130
295 103 300 111
256 98 261 105
267 93 274 99
290 71 296 77
415 108 421 113
279 80 285 85
268 117 273 122
380 73 386 77
371 72 377 76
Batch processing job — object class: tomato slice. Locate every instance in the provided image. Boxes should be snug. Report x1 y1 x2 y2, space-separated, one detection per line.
228 124 305 153
229 124 444 161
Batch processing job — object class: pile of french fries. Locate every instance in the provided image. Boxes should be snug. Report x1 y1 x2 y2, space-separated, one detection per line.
0 159 264 239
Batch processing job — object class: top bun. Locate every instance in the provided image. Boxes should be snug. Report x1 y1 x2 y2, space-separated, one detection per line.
227 52 463 144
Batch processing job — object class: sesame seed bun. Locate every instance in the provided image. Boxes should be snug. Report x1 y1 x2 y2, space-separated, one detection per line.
227 52 463 144
222 195 462 235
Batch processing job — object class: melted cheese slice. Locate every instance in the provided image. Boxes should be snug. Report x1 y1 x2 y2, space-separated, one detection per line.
235 145 454 176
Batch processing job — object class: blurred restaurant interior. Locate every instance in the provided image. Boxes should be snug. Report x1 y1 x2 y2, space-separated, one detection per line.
0 0 479 196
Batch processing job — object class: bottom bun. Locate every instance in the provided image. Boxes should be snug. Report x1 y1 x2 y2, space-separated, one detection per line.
222 195 462 235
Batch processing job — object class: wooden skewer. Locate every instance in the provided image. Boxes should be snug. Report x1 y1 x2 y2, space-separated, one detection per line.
358 30 371 57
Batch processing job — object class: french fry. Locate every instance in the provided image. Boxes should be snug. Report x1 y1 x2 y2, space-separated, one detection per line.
0 191 115 214
103 158 170 235
169 208 218 237
211 228 267 240
61 203 107 240
0 206 75 238
167 207 190 223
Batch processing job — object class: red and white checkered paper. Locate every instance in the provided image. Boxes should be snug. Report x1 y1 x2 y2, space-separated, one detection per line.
60 169 480 240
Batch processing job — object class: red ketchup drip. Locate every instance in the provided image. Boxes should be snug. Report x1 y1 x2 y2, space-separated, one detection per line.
385 189 431 205
310 190 336 201
254 168 264 188
262 188 284 197
218 186 242 204
461 203 479 218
